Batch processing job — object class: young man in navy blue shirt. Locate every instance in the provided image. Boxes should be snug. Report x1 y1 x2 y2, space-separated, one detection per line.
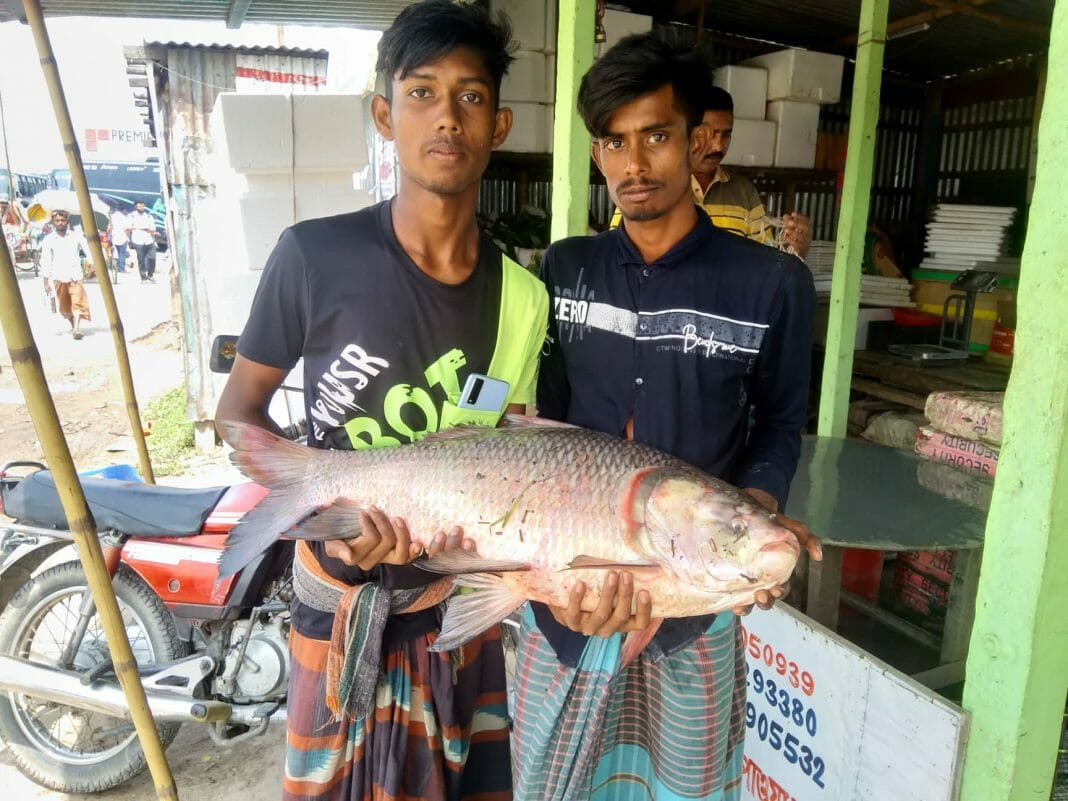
511 34 822 800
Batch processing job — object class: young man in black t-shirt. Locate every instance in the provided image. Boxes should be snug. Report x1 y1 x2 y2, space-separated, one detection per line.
216 3 546 799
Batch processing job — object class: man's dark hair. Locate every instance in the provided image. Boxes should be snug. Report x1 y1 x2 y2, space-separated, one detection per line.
376 0 515 107
706 85 734 114
577 32 713 138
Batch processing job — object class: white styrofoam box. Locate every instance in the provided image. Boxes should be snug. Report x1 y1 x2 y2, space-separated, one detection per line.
501 50 549 103
491 0 548 51
766 100 820 168
601 9 653 51
721 119 776 168
212 93 292 173
712 65 768 120
236 194 296 269
293 172 360 194
295 189 375 222
292 94 368 172
741 48 845 104
502 102 550 153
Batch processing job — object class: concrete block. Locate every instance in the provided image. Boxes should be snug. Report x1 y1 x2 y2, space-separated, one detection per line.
712 65 768 120
212 93 292 173
491 0 548 51
766 100 820 168
501 50 549 103
292 94 368 172
721 119 776 168
741 48 845 104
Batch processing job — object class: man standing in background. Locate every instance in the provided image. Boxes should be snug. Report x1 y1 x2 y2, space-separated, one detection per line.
127 200 157 282
41 208 90 339
108 204 129 272
692 85 812 257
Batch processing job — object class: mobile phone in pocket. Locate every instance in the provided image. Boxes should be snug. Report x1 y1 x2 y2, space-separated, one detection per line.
457 373 510 414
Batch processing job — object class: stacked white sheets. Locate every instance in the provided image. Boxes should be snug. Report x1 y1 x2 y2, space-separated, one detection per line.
920 204 1019 273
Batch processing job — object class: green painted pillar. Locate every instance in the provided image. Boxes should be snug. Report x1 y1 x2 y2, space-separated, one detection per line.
550 0 595 241
959 3 1068 798
816 0 889 437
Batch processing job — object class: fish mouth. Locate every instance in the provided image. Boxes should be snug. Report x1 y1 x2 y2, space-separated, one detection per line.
760 538 801 557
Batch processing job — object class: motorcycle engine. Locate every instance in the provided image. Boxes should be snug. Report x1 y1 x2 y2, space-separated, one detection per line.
216 617 289 704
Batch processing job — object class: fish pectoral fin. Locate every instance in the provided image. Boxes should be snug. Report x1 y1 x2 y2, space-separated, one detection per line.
418 550 532 575
291 499 365 541
428 574 526 653
564 555 660 571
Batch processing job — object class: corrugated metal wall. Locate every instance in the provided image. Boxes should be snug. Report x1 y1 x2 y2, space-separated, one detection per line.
149 46 328 422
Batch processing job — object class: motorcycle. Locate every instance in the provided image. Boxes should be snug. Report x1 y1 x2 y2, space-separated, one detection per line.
0 335 301 794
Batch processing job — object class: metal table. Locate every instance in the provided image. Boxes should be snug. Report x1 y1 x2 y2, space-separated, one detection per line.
788 436 990 688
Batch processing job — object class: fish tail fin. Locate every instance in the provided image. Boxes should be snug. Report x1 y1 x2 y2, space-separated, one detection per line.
215 421 324 577
428 574 526 653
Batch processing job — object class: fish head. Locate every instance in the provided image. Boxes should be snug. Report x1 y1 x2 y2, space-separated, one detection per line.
633 469 800 593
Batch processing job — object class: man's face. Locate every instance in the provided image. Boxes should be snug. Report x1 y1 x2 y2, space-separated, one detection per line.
691 109 733 176
591 84 706 223
135 202 145 213
372 46 512 197
52 213 69 232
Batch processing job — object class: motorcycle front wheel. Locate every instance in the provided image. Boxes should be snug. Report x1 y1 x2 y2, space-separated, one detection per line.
0 562 187 793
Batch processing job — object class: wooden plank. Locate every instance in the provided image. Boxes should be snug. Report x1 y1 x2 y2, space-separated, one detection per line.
851 377 928 410
817 0 890 438
940 546 981 664
959 2 1068 797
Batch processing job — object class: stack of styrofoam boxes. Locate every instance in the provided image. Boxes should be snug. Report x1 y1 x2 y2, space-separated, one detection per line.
714 65 775 168
208 92 373 274
601 8 653 50
492 0 556 153
739 49 845 169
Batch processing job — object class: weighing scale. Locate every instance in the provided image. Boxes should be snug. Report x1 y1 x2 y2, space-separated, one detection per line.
889 269 1001 364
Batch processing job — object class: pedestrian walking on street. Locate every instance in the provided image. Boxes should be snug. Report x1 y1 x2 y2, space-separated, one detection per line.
108 204 130 272
41 209 91 340
127 200 157 282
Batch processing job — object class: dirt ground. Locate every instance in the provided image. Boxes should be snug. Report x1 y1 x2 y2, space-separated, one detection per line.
0 262 285 800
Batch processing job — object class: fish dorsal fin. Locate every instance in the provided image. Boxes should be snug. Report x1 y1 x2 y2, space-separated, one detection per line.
415 414 578 446
565 555 659 570
501 413 580 429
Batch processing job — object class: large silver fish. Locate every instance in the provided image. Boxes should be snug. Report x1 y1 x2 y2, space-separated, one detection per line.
219 416 800 650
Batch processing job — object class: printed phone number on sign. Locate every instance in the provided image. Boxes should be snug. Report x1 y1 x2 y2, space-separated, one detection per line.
740 625 816 696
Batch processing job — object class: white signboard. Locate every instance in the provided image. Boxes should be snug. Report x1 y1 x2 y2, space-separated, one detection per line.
739 605 967 801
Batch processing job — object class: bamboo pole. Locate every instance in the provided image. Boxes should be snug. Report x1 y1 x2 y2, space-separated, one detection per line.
22 0 155 483
0 238 178 800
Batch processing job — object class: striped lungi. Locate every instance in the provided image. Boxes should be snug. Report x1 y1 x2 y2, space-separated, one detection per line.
283 626 513 801
511 606 745 801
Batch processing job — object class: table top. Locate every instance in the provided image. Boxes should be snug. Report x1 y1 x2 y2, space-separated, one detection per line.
787 436 990 551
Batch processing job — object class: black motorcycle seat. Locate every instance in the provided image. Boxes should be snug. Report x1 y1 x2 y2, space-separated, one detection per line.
1 471 228 537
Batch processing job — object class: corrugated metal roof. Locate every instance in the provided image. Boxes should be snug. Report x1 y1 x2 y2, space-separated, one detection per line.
2 0 1052 79
640 0 1053 81
138 41 328 58
0 0 411 29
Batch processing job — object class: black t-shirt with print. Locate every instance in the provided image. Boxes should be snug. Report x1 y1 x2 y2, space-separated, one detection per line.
237 200 502 640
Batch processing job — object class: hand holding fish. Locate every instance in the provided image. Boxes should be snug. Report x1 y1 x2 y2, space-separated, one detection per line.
547 572 653 637
325 512 478 570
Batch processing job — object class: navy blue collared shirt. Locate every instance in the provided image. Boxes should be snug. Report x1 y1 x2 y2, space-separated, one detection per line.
534 209 815 665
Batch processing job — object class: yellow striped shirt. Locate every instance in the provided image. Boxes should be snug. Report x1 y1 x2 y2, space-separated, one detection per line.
609 168 773 245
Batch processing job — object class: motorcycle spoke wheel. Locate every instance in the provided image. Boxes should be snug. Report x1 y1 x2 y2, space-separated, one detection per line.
0 562 186 793
10 587 156 764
